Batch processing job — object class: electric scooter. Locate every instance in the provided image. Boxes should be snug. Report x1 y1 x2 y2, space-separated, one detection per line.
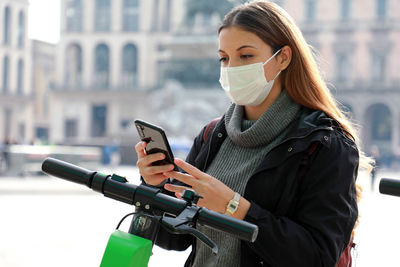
41 157 258 267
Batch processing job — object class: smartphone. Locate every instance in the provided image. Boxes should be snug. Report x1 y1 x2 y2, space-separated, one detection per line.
134 119 178 170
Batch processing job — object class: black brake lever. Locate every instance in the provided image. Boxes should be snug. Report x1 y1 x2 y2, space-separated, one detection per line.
174 223 218 255
161 205 218 254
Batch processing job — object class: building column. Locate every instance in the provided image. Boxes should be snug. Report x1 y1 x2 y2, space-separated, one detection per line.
110 0 122 90
84 0 94 32
112 0 121 32
83 42 93 89
110 42 119 90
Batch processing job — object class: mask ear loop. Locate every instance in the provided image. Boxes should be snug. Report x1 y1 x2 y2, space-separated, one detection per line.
270 70 281 81
263 48 282 66
263 48 282 82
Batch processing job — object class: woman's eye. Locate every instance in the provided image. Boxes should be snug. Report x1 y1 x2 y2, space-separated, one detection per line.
240 54 253 59
219 57 227 62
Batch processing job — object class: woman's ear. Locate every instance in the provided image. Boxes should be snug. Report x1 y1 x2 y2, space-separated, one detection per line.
278 45 292 70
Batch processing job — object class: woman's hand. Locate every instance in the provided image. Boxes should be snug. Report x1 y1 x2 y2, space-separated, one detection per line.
163 158 250 219
135 141 175 186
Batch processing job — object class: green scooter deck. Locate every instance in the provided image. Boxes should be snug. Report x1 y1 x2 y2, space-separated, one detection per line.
100 230 152 267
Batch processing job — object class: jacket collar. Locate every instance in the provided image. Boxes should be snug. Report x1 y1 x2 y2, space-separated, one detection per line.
205 107 335 171
214 107 334 143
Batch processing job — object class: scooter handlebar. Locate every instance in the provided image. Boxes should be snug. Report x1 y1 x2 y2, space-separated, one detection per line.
41 157 258 243
41 157 96 187
379 178 400 197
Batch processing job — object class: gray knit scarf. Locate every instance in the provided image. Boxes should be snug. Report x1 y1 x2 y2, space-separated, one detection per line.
192 90 301 267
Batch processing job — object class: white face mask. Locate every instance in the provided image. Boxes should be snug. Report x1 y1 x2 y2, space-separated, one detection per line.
219 48 282 106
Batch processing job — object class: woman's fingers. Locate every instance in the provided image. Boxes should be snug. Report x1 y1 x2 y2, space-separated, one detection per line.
134 141 147 158
164 183 189 194
143 174 169 186
164 184 193 199
135 141 176 185
164 170 198 187
137 152 165 167
174 158 205 178
143 164 175 176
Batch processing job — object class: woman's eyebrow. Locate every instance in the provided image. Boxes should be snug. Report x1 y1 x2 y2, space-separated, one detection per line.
218 45 257 53
236 45 257 51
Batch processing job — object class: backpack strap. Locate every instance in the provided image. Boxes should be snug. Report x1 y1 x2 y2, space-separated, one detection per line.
336 236 356 267
203 117 221 143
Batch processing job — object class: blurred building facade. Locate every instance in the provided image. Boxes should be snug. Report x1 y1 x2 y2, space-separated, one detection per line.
282 0 400 163
48 0 399 164
51 0 229 161
160 0 400 163
31 40 56 143
52 0 188 147
0 0 33 144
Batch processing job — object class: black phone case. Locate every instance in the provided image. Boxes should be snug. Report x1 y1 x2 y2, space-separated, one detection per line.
134 119 178 170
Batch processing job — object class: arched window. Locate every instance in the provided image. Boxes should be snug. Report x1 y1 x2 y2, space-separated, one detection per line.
66 0 83 32
377 0 387 20
340 0 351 21
151 0 159 31
368 104 392 141
18 11 25 47
163 0 171 31
3 56 9 93
336 53 351 82
371 53 386 82
122 43 138 88
4 6 11 45
94 44 110 88
95 0 111 32
305 0 316 21
123 0 139 31
65 44 83 88
17 59 24 94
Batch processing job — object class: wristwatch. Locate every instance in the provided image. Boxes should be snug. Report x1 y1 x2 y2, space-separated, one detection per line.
225 192 241 215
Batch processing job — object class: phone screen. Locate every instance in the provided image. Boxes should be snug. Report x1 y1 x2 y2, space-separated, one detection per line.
135 120 176 169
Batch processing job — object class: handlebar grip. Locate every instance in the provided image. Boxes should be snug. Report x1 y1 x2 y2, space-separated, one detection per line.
41 157 95 187
197 208 258 242
379 178 400 197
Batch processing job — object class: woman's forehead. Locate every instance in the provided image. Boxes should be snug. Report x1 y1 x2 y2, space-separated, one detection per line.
218 26 270 51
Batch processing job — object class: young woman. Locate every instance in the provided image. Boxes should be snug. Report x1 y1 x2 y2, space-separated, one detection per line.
135 1 369 266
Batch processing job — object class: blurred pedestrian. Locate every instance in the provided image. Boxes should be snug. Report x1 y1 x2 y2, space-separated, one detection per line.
0 139 10 175
370 145 380 191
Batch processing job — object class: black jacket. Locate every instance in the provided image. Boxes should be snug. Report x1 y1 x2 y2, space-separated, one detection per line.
154 107 359 267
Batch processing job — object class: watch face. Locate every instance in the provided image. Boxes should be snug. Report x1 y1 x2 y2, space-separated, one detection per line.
229 203 236 209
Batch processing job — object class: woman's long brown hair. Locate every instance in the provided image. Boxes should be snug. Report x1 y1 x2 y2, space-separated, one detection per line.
219 0 372 233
